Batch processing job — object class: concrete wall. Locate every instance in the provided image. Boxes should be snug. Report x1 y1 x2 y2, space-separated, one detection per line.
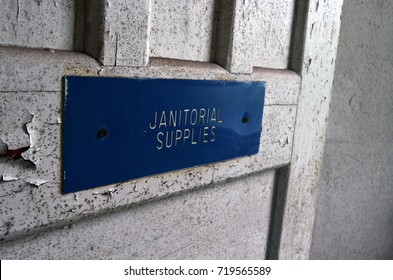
0 0 76 50
0 0 299 259
150 0 295 69
311 0 393 259
0 0 343 259
0 171 275 259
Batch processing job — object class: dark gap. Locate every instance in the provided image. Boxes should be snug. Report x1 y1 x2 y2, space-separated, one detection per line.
0 144 35 170
0 146 29 160
73 0 86 52
209 0 235 68
82 0 106 61
265 165 290 260
288 0 310 73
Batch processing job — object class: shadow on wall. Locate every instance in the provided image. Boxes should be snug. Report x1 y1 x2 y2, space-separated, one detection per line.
311 0 393 260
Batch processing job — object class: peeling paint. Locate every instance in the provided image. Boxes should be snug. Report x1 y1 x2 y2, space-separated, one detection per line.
0 0 76 50
0 146 29 160
0 171 275 259
1 175 19 182
85 0 152 66
25 178 48 187
21 115 39 165
279 136 289 147
0 46 298 243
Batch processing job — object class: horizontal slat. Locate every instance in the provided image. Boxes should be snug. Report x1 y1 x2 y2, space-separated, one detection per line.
0 48 300 104
0 47 99 92
0 47 298 241
0 170 275 259
0 97 295 241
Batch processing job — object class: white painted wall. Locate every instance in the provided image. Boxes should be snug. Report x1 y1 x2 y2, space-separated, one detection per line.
311 0 393 259
0 0 76 50
0 171 275 259
0 0 299 259
0 0 343 259
150 0 295 69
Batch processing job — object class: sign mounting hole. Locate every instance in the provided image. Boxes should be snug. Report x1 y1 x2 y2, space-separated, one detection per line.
97 128 109 139
242 114 249 124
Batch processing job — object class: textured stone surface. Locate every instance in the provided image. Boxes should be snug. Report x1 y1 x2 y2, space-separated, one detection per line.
150 0 215 62
0 46 100 92
217 0 295 72
0 171 275 259
99 59 300 105
0 47 298 242
253 0 295 69
278 0 343 259
0 0 75 50
0 0 350 260
84 0 152 66
150 0 295 70
0 93 294 241
0 47 300 102
224 0 259 74
311 0 393 259
253 68 299 105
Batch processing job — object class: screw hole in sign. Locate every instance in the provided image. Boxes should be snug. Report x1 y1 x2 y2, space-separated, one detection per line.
242 113 249 124
97 128 109 139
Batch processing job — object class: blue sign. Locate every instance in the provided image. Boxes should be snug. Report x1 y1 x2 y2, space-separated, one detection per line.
63 76 265 193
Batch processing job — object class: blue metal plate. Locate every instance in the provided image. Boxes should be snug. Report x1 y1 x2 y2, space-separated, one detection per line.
63 76 265 193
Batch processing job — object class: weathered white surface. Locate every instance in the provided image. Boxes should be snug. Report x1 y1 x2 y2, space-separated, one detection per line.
0 0 349 260
0 47 300 104
278 0 344 259
225 0 255 74
254 68 299 105
0 0 295 69
150 0 294 70
0 92 294 241
0 47 99 92
0 47 298 241
0 171 274 259
311 0 393 259
85 0 152 66
219 0 295 72
150 0 215 62
99 59 300 105
0 0 75 50
253 0 295 69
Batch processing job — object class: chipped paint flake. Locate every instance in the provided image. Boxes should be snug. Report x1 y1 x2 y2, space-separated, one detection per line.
2 174 19 182
25 178 48 187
